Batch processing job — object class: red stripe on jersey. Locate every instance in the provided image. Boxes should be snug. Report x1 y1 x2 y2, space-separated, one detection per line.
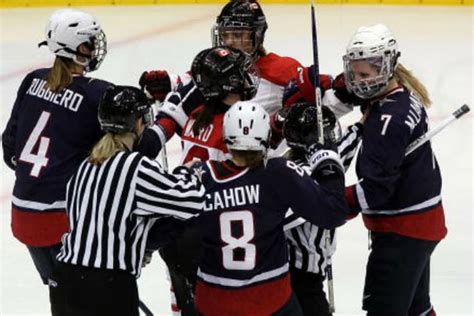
157 116 178 140
345 185 358 209
256 53 302 86
171 304 180 312
11 206 69 246
363 203 447 241
195 273 292 316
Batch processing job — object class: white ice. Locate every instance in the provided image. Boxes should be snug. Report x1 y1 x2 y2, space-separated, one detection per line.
0 4 472 316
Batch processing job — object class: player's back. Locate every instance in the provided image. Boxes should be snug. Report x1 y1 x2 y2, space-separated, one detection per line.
194 157 348 315
3 68 111 208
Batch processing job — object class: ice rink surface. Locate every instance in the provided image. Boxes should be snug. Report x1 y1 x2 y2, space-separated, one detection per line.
0 4 472 315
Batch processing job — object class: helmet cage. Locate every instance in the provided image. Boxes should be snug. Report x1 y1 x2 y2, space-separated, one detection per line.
343 24 399 99
215 1 267 58
41 9 108 73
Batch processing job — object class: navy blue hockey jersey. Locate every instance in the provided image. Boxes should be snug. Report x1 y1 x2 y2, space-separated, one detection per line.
2 68 111 246
345 86 447 241
193 158 348 316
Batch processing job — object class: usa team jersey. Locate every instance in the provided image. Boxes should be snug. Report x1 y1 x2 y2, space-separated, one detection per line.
345 86 447 241
193 158 348 316
2 68 111 246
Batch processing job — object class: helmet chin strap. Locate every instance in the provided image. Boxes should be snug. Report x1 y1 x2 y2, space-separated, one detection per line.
131 127 144 151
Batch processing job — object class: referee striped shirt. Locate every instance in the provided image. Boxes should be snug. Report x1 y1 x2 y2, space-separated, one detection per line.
57 151 205 277
285 123 362 274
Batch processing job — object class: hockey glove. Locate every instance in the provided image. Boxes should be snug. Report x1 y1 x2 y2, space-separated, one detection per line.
306 144 345 192
139 70 172 102
332 73 366 107
283 65 333 107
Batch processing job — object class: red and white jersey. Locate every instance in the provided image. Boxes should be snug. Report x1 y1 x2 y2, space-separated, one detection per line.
180 105 231 164
158 52 303 134
253 52 304 114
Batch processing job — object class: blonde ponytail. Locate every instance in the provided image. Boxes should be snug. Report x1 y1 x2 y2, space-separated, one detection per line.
46 57 74 93
394 63 432 108
89 133 129 165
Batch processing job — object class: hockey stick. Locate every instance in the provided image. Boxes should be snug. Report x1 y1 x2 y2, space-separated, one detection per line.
139 300 154 316
310 0 324 146
160 140 169 172
405 104 470 156
324 231 335 313
311 0 335 311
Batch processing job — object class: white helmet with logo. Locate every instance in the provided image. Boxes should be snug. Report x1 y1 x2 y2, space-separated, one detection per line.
343 24 400 99
224 101 270 151
40 9 107 72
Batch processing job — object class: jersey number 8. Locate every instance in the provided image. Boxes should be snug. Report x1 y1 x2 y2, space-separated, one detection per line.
220 210 256 270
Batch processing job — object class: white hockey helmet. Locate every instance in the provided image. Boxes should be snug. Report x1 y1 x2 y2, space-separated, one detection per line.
224 101 271 151
40 9 107 72
343 24 400 99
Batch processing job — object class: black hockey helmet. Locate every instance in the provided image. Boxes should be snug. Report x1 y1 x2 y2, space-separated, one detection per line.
215 0 267 57
191 46 259 102
99 85 153 133
283 102 341 149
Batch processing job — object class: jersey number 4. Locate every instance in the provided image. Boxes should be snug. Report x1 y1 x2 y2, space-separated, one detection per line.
19 111 51 177
220 210 256 270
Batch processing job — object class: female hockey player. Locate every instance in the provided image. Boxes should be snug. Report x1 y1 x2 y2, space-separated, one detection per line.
144 45 259 315
2 8 109 310
192 100 349 316
50 86 205 316
342 24 446 316
137 0 334 157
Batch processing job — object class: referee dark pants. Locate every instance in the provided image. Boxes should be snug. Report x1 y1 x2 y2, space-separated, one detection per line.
50 262 139 316
363 232 438 316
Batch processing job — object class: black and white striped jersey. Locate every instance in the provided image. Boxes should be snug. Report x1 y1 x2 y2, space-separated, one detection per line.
56 151 205 277
286 123 362 274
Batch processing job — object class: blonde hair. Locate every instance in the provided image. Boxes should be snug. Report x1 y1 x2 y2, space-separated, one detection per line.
89 133 129 165
394 63 432 108
46 57 75 93
230 149 264 169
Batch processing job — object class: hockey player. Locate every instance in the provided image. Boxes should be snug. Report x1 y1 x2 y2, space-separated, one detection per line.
137 0 334 158
145 45 259 315
50 86 206 316
343 24 445 316
1 8 109 311
192 101 349 316
282 102 362 316
180 45 258 164
281 24 446 316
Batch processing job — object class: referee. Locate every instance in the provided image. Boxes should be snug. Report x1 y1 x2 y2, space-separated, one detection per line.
282 102 362 316
50 85 205 316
